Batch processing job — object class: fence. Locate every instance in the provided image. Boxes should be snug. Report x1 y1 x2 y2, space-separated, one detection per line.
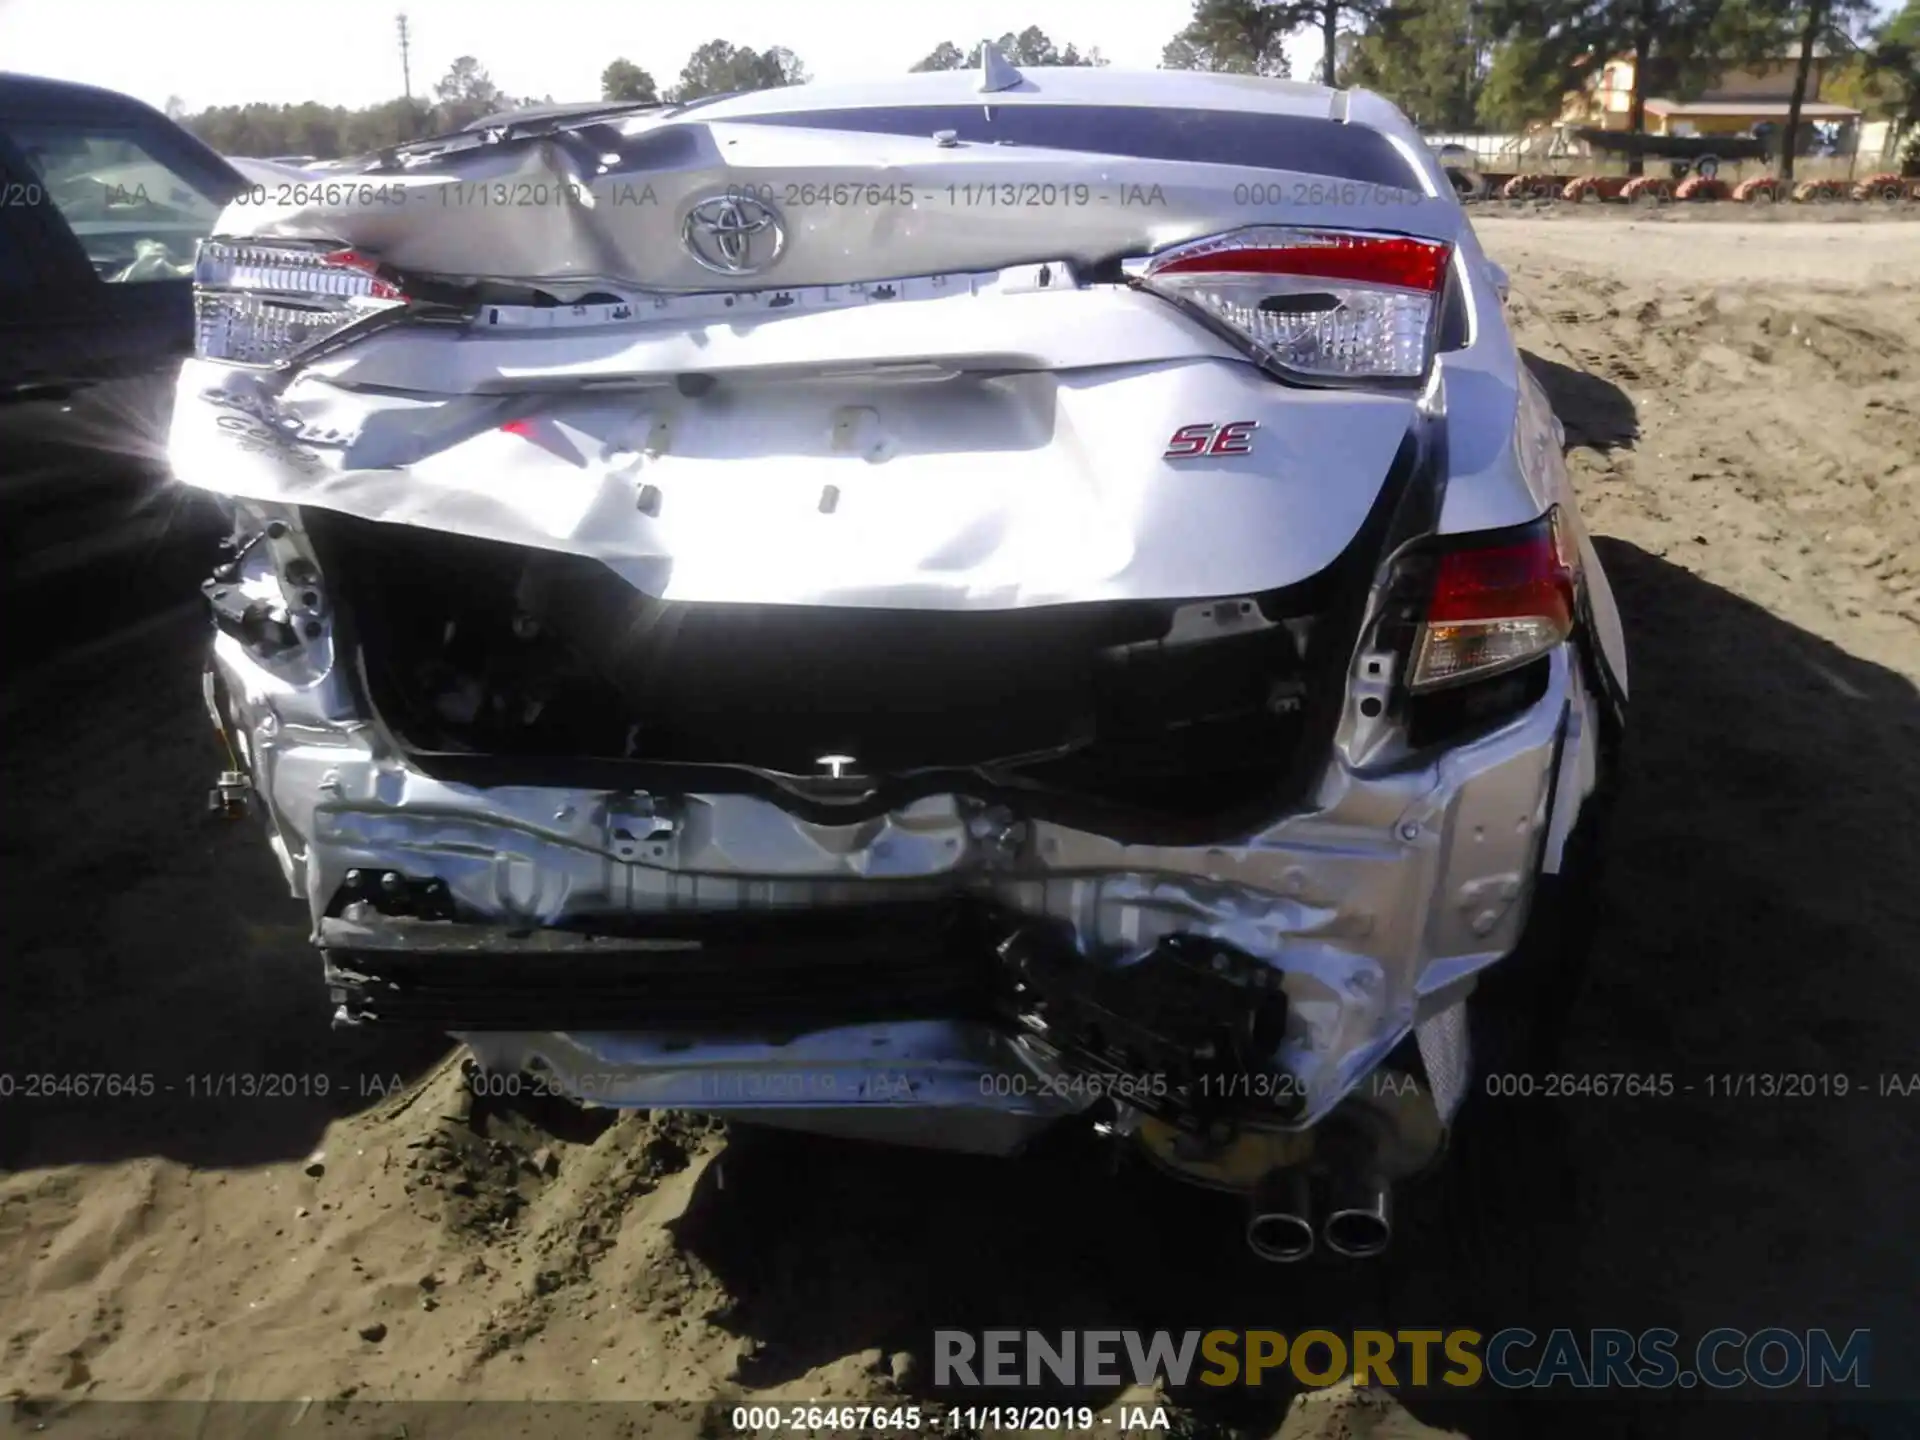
1427 126 1909 185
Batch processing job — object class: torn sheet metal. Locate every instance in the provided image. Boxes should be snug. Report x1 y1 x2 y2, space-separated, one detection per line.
169 352 1423 610
215 546 1574 1131
221 116 1457 296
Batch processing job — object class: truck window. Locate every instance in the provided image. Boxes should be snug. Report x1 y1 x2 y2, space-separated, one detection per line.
7 123 223 284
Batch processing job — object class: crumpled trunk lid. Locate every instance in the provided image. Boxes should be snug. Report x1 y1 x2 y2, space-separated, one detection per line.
220 112 1459 294
174 352 1424 609
182 101 1455 609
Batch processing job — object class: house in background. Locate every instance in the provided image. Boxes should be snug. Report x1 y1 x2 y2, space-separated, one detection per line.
1561 49 1861 152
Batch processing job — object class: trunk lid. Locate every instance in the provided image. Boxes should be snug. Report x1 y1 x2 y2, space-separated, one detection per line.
177 344 1424 609
184 99 1456 608
219 109 1459 294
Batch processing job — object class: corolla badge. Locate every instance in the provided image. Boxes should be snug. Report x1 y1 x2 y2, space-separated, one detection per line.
681 193 786 275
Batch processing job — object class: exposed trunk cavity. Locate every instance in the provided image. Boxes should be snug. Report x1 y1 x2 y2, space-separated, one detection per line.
308 510 1377 835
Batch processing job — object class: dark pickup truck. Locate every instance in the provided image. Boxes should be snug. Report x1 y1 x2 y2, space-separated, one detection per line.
0 74 244 659
1 72 243 398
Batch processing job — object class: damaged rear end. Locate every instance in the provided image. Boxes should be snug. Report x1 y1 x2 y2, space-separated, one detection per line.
172 69 1622 1260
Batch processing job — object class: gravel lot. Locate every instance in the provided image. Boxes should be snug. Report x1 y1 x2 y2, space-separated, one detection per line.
3 215 1917 1440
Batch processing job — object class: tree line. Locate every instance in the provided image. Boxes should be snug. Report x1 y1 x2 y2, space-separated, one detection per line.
174 40 812 158
1166 0 1918 173
173 3 1919 174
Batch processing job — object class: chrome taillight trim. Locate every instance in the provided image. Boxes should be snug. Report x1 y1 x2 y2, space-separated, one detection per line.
1126 226 1453 389
193 239 409 369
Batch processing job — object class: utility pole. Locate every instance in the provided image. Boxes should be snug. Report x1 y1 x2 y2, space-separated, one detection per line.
397 13 415 138
397 13 414 101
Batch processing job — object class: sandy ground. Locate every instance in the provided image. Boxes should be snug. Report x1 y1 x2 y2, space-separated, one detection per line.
4 215 1919 1440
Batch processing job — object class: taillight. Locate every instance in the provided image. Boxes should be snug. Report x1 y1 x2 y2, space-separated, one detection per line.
1408 511 1577 692
1133 226 1452 383
194 240 409 367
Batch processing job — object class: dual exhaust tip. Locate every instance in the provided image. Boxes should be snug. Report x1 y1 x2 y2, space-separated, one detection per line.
1246 1169 1392 1263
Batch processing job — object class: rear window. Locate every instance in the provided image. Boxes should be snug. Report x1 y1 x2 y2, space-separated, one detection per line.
728 105 1420 188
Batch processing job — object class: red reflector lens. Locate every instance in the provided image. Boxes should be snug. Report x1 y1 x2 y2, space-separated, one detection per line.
1150 235 1450 292
1428 535 1574 628
1408 514 1581 691
320 248 404 300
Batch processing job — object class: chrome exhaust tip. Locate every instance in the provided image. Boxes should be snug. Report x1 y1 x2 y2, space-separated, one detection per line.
1246 1169 1315 1264
1322 1183 1392 1259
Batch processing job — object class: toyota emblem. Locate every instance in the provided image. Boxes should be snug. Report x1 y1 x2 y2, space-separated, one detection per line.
681 193 786 276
